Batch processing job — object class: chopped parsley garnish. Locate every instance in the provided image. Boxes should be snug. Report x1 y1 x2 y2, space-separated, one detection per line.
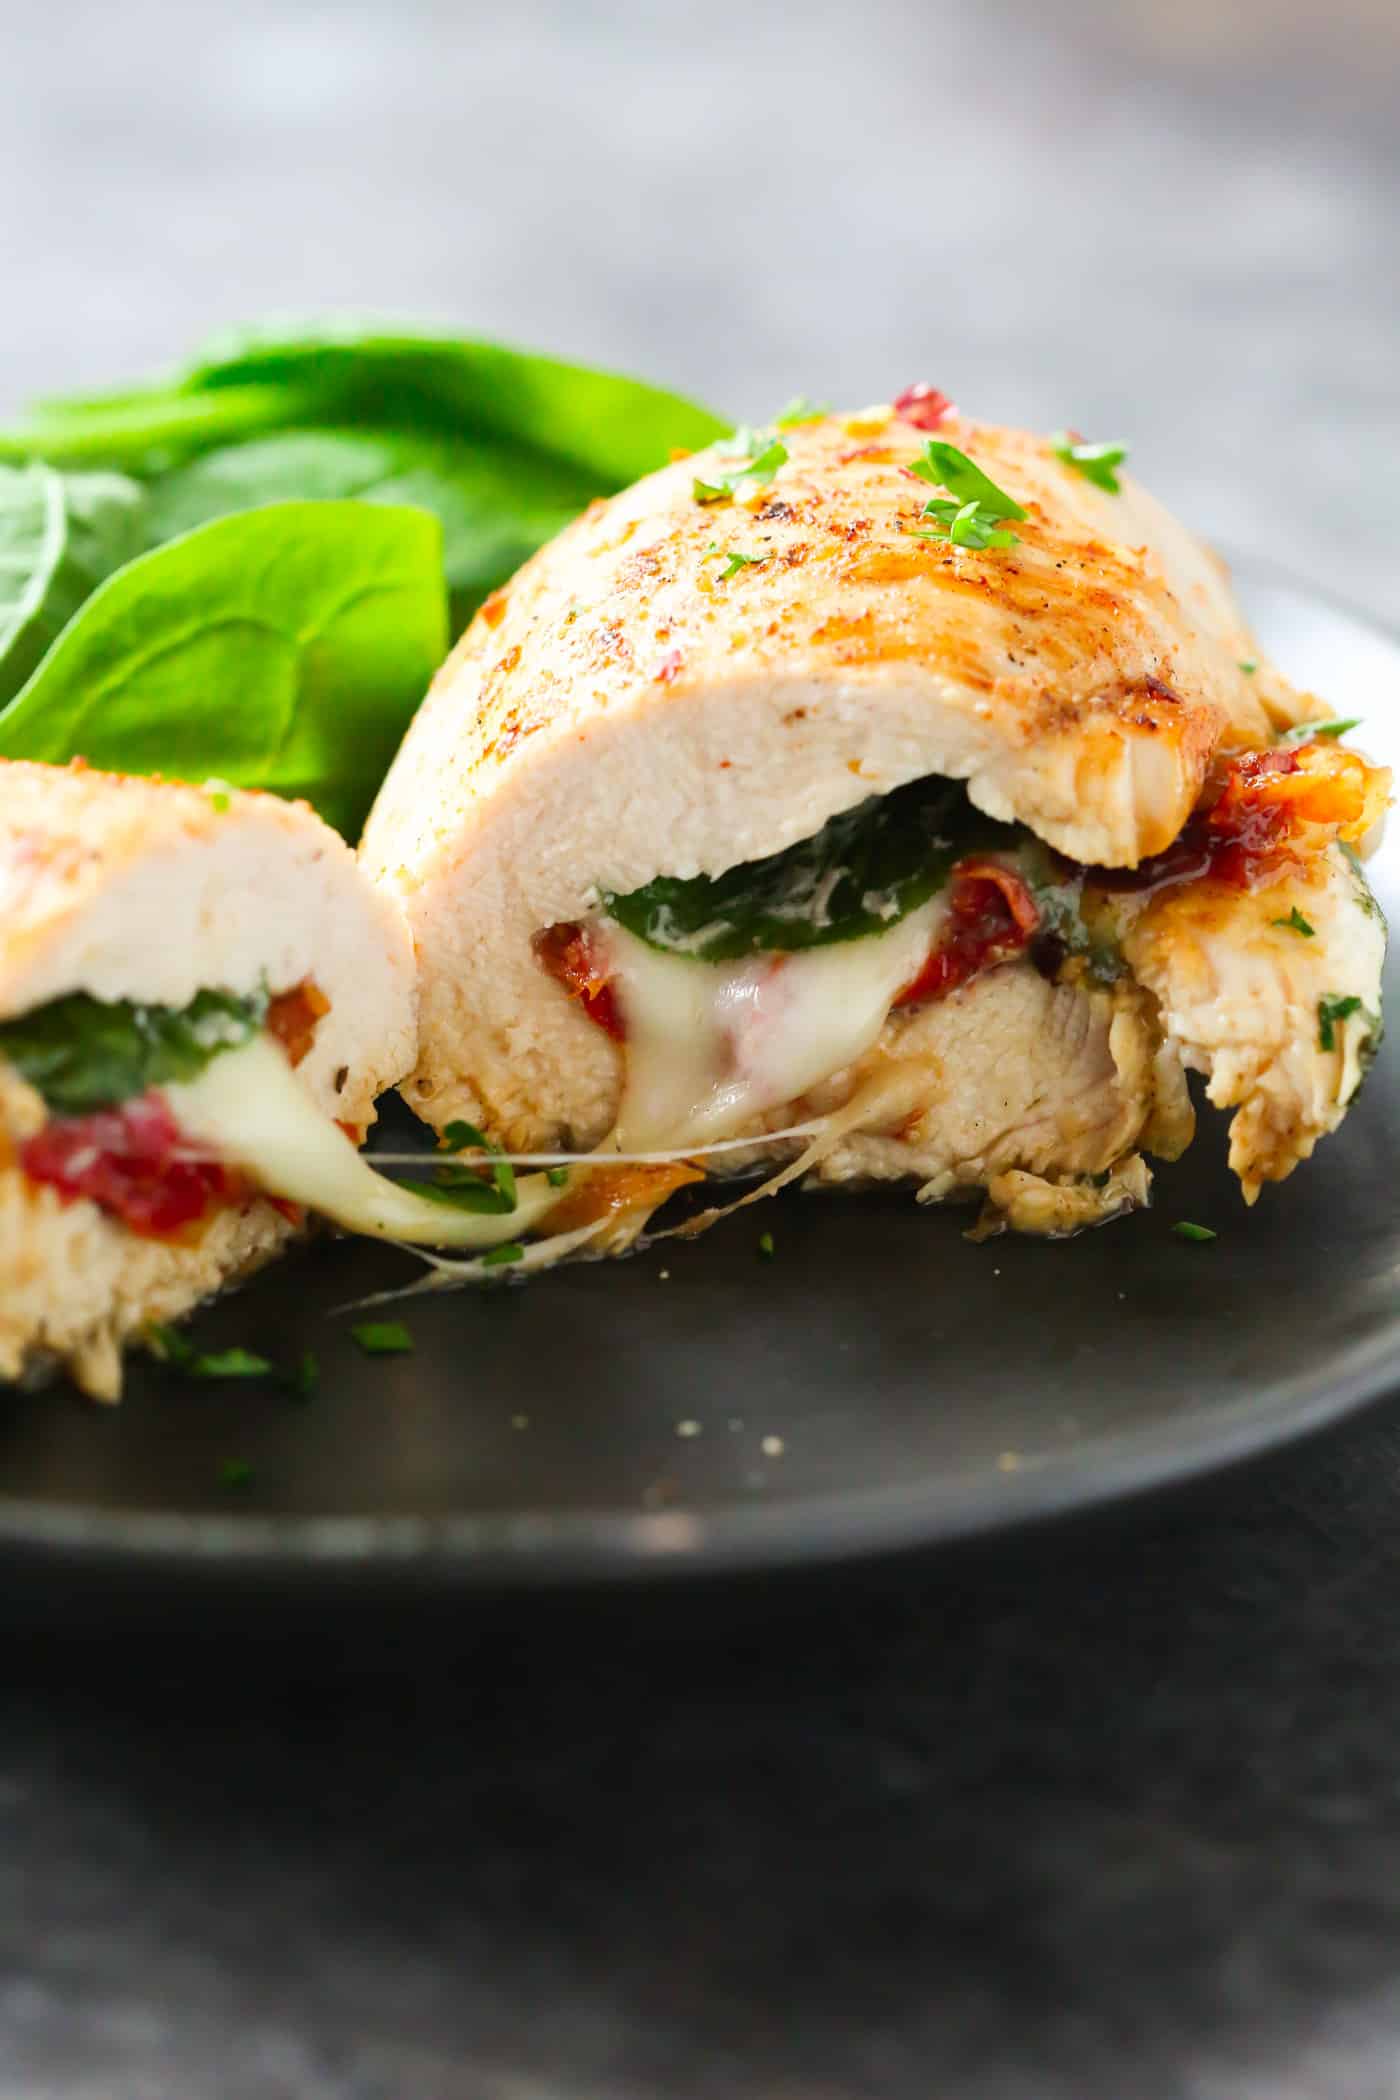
910 504 1019 552
0 986 268 1116
351 1320 413 1356
1238 659 1258 676
1339 842 1387 927
481 1242 525 1268
757 1230 775 1260
1172 1221 1217 1243
775 395 827 427
218 1457 254 1489
693 427 789 506
704 544 761 580
1281 717 1362 745
546 1166 570 1188
406 1120 518 1215
1050 432 1127 494
1318 995 1364 1051
147 1326 276 1379
192 1349 275 1378
908 441 1025 550
604 775 1009 960
148 1327 318 1398
1273 907 1316 938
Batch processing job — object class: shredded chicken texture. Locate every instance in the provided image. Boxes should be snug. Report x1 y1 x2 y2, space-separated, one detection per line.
1122 845 1385 1200
792 965 1191 1198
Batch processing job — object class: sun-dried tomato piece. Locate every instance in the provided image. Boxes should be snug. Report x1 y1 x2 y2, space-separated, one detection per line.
1097 738 1389 895
533 923 626 1040
21 1092 232 1238
894 860 1039 1008
265 980 330 1068
893 384 954 431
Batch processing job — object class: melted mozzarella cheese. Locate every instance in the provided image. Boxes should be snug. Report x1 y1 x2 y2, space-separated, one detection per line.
599 898 945 1150
166 1036 559 1249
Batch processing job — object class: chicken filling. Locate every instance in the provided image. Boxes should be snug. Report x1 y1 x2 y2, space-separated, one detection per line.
0 984 328 1237
0 983 572 1256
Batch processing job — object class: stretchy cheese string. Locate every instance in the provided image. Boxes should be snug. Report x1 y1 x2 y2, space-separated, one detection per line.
335 1220 612 1313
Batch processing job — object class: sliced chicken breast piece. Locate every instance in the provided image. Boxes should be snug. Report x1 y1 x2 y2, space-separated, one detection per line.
361 401 1385 1253
798 965 1193 1208
361 404 1323 1145
1 759 414 1127
0 760 415 1398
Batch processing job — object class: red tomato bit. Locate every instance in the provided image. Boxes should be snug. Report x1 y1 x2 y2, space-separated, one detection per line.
21 1092 232 1239
1094 747 1305 896
894 860 1039 1008
533 923 626 1041
893 384 954 430
265 980 330 1068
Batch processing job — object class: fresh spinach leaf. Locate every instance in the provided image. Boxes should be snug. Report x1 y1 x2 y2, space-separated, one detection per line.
0 382 313 471
0 463 146 704
140 427 599 632
2 321 727 645
0 987 267 1116
604 777 1011 961
174 318 731 485
0 501 447 838
5 319 727 491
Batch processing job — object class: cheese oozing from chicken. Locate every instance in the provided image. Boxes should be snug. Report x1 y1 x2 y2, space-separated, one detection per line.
600 898 947 1150
165 1036 558 1251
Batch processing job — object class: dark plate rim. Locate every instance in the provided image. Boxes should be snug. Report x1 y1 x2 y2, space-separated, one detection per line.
2 552 1397 1582
0 1313 1397 1582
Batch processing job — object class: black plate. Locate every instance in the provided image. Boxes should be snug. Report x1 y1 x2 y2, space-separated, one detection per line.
4 560 1399 1589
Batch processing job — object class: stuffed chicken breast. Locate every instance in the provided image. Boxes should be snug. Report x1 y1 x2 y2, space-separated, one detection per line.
0 761 569 1398
361 398 1388 1247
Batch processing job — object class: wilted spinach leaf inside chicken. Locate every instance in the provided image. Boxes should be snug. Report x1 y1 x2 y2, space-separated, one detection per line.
0 987 267 1115
603 774 1112 966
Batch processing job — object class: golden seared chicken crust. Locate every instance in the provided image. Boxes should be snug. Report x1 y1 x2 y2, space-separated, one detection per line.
366 405 1316 893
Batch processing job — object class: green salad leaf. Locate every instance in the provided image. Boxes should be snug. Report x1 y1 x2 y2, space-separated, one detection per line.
1 319 729 634
0 464 147 705
0 384 312 472
603 777 1013 961
0 501 448 837
139 426 598 633
0 318 728 827
0 987 266 1116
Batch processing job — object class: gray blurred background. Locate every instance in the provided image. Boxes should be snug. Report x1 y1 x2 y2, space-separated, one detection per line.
2 0 1397 617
